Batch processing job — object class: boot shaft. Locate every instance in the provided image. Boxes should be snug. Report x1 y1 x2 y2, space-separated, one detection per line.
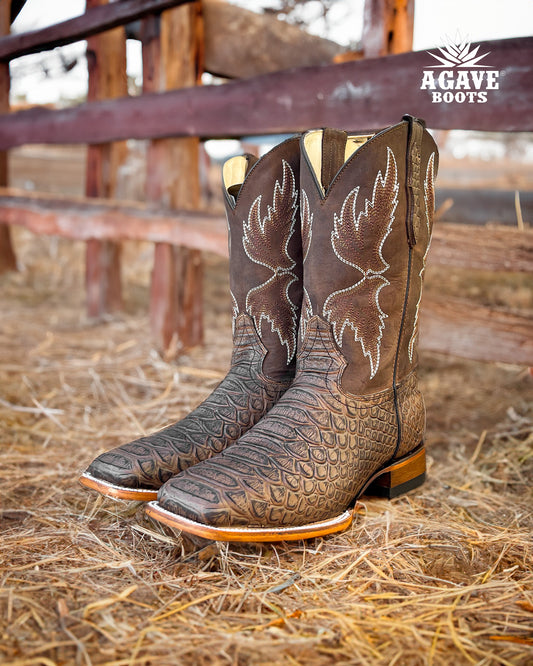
299 116 438 395
222 136 303 382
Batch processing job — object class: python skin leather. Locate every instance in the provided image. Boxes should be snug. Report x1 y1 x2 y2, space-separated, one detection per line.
87 317 291 490
155 116 438 529
158 318 423 527
83 136 302 493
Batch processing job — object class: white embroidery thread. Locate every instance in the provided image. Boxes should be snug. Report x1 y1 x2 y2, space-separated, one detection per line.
241 159 299 364
323 147 399 378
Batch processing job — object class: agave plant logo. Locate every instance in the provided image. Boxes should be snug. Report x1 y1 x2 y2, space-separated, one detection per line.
421 37 500 104
428 39 491 68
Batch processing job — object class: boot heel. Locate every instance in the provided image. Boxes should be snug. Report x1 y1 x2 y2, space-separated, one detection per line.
365 447 426 499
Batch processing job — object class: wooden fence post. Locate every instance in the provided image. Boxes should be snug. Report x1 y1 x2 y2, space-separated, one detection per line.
363 0 414 57
142 3 204 354
0 1 16 274
85 0 128 316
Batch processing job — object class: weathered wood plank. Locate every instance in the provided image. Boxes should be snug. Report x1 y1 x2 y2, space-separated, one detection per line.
1 190 531 273
419 297 533 366
85 0 128 317
6 0 346 79
202 1 344 78
0 0 192 61
362 0 414 57
0 188 228 256
430 222 533 272
143 5 204 353
0 36 530 148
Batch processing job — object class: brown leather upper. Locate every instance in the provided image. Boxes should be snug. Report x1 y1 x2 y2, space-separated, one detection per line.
300 117 438 396
226 135 303 382
157 322 424 528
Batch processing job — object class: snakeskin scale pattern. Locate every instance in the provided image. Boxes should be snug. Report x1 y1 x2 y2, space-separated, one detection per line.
157 317 425 528
396 376 425 459
87 316 291 490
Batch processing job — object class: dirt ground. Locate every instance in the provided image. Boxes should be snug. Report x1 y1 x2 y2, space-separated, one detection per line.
1 142 532 665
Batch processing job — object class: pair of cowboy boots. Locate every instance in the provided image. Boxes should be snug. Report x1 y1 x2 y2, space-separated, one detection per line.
80 115 438 542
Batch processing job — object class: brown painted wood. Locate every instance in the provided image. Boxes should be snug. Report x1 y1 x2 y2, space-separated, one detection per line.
0 188 228 255
142 5 204 353
363 0 414 57
0 36 530 148
0 0 192 61
202 0 344 78
430 223 533 273
419 297 533 366
0 2 16 274
85 0 128 317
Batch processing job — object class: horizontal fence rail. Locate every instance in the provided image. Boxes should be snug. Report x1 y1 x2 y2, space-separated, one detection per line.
0 0 192 61
0 37 531 150
0 188 228 256
2 188 531 271
430 222 533 273
419 297 533 367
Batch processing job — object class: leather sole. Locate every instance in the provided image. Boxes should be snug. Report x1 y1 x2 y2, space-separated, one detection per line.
145 446 426 542
78 471 159 501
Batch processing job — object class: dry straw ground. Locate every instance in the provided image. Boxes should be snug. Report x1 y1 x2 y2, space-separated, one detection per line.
1 228 532 666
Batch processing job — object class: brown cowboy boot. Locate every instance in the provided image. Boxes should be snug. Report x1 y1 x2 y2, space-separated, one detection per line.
146 116 438 540
79 136 303 501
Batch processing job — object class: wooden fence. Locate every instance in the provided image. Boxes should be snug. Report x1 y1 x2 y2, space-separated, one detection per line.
0 0 531 366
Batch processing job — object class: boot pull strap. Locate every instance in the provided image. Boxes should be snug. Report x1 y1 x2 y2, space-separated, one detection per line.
321 128 347 193
403 114 425 247
244 153 259 176
226 154 259 202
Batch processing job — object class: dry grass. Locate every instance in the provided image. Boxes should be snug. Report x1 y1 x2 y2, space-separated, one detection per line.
1 228 532 666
